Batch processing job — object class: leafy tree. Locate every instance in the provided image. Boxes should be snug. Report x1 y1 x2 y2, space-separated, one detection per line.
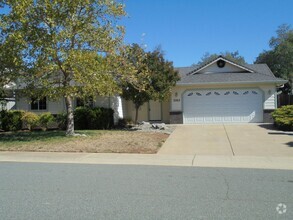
255 24 293 94
194 51 246 66
0 0 130 135
122 44 179 123
0 29 23 99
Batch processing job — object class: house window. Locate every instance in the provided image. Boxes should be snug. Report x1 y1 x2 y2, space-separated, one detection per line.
31 97 47 110
76 96 94 108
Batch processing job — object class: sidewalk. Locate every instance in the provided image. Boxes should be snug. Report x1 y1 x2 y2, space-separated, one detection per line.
1 151 293 170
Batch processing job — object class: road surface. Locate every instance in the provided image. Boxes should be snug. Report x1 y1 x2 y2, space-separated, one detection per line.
0 162 292 219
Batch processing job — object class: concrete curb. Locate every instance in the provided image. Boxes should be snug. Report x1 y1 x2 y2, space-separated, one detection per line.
1 152 293 170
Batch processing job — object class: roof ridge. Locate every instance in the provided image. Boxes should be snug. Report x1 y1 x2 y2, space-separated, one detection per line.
188 55 255 75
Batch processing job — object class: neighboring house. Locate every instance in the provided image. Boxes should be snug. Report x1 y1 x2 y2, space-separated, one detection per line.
14 56 287 124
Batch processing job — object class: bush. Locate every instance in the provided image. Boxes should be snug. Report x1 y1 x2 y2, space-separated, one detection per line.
272 105 293 131
74 107 114 130
39 112 56 130
74 107 92 130
21 112 39 131
55 113 67 130
117 118 133 128
0 110 25 131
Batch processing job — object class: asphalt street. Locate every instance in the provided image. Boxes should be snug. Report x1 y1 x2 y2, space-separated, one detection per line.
0 162 292 220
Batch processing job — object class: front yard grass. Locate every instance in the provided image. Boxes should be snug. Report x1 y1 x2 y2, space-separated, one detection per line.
0 130 169 154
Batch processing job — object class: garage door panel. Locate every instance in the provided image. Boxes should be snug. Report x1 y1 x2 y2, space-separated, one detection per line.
183 89 263 124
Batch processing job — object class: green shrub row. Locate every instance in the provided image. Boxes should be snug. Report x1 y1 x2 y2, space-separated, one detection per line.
0 106 114 131
0 110 56 131
272 105 293 131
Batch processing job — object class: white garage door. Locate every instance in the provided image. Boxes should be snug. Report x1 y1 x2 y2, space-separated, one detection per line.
183 89 263 124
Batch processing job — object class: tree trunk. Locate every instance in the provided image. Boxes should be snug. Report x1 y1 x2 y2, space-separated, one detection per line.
65 96 75 136
135 105 139 124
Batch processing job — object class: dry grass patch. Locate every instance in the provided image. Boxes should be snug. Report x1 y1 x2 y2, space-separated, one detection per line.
0 130 169 154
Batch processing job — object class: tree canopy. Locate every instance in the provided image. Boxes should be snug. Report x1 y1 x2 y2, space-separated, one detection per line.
193 51 246 66
0 0 131 135
255 24 293 94
122 44 179 123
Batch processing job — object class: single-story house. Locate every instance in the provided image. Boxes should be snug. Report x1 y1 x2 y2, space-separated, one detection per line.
14 56 287 124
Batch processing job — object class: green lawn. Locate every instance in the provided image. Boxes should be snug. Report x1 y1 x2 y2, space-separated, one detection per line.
0 130 104 146
0 130 168 153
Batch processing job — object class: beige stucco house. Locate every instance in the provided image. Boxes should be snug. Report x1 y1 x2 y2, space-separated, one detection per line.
14 56 286 124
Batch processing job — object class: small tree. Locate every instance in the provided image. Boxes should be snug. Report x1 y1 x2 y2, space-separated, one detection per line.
0 0 130 135
122 44 179 123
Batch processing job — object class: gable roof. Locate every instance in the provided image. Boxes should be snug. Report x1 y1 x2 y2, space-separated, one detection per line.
188 55 255 75
175 56 287 86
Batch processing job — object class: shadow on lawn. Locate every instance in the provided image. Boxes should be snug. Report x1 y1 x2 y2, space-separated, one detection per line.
0 131 67 143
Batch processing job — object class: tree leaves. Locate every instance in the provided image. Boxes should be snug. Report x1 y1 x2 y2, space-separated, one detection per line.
121 44 179 122
255 24 293 94
0 0 128 134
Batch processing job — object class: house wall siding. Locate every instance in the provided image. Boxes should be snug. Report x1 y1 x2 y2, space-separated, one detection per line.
260 86 276 109
48 99 65 114
15 95 126 124
16 97 29 111
124 100 170 123
162 100 170 122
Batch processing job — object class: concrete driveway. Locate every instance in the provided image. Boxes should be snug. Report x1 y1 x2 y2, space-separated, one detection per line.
158 124 293 157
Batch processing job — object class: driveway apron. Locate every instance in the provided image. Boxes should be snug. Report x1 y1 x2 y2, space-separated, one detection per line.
158 124 293 157
158 125 233 155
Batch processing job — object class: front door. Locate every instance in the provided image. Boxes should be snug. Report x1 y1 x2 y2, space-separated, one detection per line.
149 100 162 121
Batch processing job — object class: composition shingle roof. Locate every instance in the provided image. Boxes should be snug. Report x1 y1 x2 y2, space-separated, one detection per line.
175 60 287 85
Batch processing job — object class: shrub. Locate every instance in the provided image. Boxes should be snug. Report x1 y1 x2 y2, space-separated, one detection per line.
74 107 92 130
117 118 134 128
39 112 56 130
0 110 25 131
55 113 67 130
21 112 39 131
272 105 293 131
74 106 114 130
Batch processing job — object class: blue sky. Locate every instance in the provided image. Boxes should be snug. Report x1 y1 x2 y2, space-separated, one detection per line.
121 0 293 67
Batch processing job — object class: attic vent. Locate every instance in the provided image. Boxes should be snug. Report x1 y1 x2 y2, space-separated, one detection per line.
217 60 226 68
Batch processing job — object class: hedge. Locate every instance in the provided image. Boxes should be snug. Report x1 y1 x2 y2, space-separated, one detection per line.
272 105 293 131
0 107 114 131
0 110 58 131
0 110 25 131
73 107 114 130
